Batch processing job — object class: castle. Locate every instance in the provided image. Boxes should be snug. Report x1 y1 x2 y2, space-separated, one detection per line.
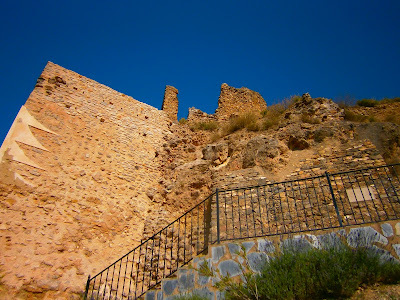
0 62 396 299
0 62 270 298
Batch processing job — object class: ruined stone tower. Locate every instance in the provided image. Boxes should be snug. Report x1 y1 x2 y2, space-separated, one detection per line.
161 85 179 122
215 83 267 120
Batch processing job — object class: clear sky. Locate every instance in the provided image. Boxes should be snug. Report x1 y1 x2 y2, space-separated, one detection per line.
1 1 399 143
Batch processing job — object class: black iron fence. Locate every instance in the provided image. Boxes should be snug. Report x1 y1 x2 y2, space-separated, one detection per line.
212 164 400 242
84 163 400 300
84 193 215 300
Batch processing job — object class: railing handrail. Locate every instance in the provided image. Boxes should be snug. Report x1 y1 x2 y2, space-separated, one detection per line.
88 191 216 281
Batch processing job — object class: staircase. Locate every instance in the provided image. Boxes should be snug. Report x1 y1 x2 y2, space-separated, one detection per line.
84 163 400 300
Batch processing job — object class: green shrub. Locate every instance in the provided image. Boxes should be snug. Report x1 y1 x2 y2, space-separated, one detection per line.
179 118 188 125
221 245 400 300
174 294 209 300
344 109 369 122
357 99 379 107
261 103 286 130
224 113 259 134
291 95 302 103
381 97 400 104
190 121 219 131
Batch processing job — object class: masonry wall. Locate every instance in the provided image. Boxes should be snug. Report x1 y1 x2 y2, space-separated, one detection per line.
215 83 267 121
146 221 400 300
187 83 267 123
0 62 172 297
162 85 179 122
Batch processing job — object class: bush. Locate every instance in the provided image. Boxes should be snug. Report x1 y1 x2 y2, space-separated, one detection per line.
220 245 400 300
179 118 188 125
261 104 285 130
224 113 260 134
381 97 400 104
174 294 209 300
190 121 219 132
344 109 370 122
357 99 379 107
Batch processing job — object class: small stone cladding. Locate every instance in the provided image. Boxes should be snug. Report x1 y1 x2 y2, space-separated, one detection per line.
0 62 172 296
162 85 179 122
145 222 400 300
215 83 267 121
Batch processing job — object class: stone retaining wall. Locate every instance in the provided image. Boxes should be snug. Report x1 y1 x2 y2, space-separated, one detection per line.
146 221 400 300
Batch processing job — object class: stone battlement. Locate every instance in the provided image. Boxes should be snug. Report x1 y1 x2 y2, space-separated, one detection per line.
188 83 267 123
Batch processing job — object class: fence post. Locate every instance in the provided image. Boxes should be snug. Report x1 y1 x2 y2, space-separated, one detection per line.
325 172 343 227
216 188 220 243
83 275 90 300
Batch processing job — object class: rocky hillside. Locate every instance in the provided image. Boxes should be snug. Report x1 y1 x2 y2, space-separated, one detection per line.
145 93 400 236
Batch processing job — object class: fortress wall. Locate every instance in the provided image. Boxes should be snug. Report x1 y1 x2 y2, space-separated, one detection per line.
162 85 179 122
215 83 267 120
187 84 267 123
0 62 172 297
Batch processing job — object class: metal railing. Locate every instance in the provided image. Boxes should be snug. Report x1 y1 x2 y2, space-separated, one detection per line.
84 193 215 300
84 163 400 299
212 164 400 242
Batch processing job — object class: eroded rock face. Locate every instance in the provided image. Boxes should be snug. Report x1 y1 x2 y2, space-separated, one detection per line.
284 93 344 124
202 143 229 165
243 136 288 169
288 135 310 150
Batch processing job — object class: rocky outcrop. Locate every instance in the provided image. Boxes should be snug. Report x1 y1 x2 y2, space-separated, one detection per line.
202 143 229 166
243 136 288 169
284 93 344 124
355 122 400 163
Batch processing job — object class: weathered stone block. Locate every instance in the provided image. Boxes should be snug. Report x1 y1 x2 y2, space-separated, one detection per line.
257 239 275 253
242 241 255 253
162 279 178 296
247 252 269 273
347 227 388 248
212 246 225 263
218 260 242 277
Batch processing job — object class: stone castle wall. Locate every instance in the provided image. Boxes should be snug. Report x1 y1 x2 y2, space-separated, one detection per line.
162 85 179 122
215 83 267 120
0 62 173 297
187 83 267 123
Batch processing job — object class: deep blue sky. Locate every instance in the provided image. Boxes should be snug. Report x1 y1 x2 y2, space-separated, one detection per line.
1 1 399 143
